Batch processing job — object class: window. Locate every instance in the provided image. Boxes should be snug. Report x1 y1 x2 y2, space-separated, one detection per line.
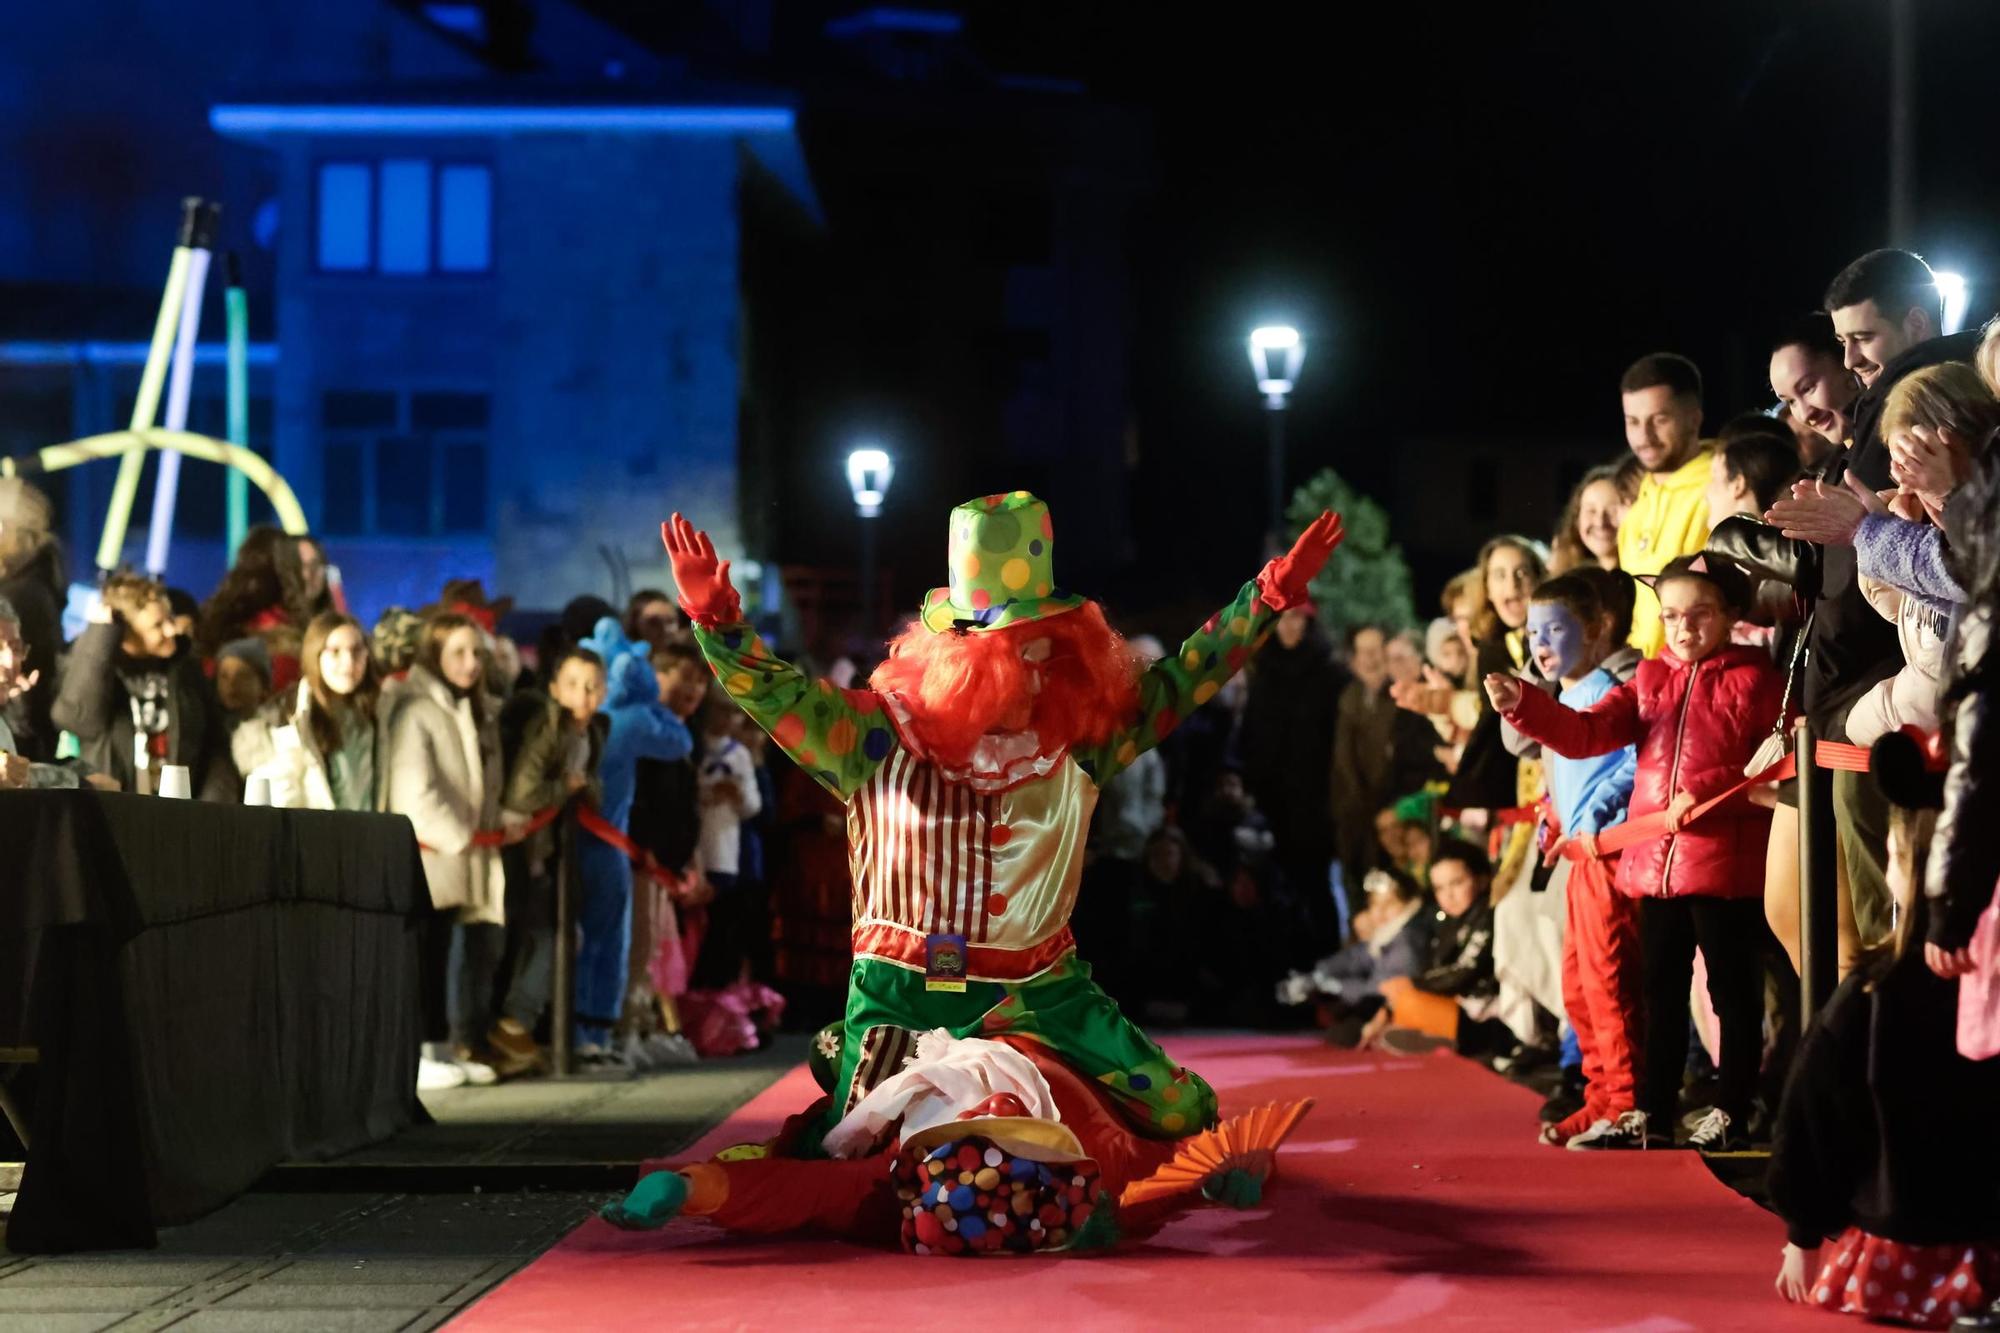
316 163 373 271
314 160 492 275
319 389 490 536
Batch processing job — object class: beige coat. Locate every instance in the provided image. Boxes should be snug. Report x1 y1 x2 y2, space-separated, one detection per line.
383 666 506 924
1846 576 1948 748
231 683 387 812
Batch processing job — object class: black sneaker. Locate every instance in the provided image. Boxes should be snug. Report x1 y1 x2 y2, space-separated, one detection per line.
1566 1110 1665 1151
1685 1107 1748 1153
1378 1027 1454 1056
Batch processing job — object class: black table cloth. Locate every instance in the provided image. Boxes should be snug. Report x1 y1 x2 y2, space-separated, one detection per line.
0 790 428 1253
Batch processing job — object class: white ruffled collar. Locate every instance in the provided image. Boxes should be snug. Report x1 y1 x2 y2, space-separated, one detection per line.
879 692 1070 794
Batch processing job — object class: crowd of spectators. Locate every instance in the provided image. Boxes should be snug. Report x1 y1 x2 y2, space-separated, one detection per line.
2 242 1997 1326
1081 247 2000 1327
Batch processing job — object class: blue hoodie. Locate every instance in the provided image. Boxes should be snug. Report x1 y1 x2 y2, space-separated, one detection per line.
581 618 692 830
1547 666 1636 839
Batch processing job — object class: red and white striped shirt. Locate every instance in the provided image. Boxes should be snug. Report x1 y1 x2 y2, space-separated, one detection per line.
847 748 1096 982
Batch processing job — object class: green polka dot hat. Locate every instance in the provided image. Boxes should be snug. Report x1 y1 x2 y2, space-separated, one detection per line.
920 492 1086 634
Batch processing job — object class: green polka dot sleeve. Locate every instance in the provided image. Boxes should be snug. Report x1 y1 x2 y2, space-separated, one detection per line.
1073 577 1276 787
690 622 900 802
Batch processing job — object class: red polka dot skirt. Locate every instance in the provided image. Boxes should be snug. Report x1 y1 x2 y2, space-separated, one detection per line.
1810 1227 2000 1328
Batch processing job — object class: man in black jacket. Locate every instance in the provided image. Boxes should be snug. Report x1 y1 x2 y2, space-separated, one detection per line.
1791 249 1981 953
51 572 236 800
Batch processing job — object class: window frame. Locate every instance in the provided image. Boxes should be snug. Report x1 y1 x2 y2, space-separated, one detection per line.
318 388 492 538
310 158 494 278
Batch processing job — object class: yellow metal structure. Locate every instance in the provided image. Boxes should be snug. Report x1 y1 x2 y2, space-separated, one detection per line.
3 429 308 538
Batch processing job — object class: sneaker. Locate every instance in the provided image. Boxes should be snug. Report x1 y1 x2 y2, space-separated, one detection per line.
1685 1107 1747 1153
485 1019 543 1079
417 1056 468 1091
640 1033 699 1066
1538 1105 1599 1148
576 1042 633 1072
451 1046 499 1086
1566 1110 1658 1151
1378 1027 1454 1056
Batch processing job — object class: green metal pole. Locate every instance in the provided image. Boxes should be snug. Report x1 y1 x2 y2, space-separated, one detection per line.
97 199 203 575
224 252 250 557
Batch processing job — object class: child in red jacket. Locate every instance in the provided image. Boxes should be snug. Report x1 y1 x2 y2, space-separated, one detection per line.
1487 555 1784 1152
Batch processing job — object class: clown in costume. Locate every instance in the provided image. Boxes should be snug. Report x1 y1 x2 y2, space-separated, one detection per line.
660 494 1344 1152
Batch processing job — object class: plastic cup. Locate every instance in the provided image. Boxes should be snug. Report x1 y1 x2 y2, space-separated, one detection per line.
244 772 271 806
157 765 192 799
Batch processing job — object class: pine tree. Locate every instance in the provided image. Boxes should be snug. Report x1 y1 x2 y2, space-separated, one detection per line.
1284 468 1416 638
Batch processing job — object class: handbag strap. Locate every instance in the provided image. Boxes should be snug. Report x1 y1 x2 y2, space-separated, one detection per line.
1771 611 1814 737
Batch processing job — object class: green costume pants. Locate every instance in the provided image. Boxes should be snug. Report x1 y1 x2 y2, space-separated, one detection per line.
804 952 1217 1154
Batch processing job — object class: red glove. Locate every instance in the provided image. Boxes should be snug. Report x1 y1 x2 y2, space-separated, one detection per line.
1256 510 1345 611
662 513 743 628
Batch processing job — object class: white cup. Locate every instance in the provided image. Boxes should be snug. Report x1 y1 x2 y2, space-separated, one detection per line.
157 764 192 800
244 772 272 806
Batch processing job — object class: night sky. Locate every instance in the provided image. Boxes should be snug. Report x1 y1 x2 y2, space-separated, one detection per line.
963 0 2000 608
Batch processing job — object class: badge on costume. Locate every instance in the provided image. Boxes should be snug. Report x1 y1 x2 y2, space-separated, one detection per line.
925 933 969 992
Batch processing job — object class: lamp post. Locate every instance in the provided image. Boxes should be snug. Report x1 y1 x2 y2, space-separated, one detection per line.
846 446 894 635
1935 270 1968 336
1248 325 1305 555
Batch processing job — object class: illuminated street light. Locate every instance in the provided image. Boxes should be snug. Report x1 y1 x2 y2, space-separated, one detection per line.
1935 270 1968 336
1248 324 1305 403
846 446 893 518
1248 325 1306 553
847 445 894 632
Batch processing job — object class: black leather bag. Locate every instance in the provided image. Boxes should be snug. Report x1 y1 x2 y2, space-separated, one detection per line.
1706 514 1819 623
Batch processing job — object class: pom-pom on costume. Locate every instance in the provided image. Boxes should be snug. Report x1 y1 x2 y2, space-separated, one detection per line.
602 1027 1315 1254
658 495 1341 1170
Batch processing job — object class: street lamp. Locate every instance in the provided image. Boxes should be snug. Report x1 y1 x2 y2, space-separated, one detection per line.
1935 270 1968 336
846 446 894 632
1248 325 1305 554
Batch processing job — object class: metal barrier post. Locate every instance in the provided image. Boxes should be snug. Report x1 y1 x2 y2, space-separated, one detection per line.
1796 716 1839 1025
550 799 576 1078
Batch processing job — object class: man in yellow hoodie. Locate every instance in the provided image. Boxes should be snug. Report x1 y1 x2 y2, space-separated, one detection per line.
1615 353 1713 655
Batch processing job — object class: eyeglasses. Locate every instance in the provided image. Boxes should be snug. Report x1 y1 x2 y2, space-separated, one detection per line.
1658 606 1720 630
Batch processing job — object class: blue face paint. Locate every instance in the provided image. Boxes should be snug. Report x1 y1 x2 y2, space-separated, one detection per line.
1526 602 1588 680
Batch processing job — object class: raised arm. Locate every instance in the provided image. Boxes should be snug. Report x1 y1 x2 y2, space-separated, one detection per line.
1074 511 1344 785
1496 673 1642 760
668 514 895 801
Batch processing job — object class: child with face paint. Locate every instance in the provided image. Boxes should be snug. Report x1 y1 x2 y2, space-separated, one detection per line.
1516 573 1643 1148
1488 556 1783 1152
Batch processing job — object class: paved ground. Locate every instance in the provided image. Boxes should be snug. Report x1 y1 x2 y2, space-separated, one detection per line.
0 1033 807 1332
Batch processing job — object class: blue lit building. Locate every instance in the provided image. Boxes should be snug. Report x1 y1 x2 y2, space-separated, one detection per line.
210 97 816 620
0 3 1146 641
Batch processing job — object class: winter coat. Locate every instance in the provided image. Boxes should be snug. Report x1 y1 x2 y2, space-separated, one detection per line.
1330 678 1398 863
231 683 386 812
50 620 237 801
382 665 505 922
503 694 606 868
1501 643 1783 900
1767 949 2000 1247
1617 447 1714 657
1413 899 1496 1001
1804 329 1981 739
1845 576 1948 748
1241 629 1344 865
1313 899 1433 1000
1445 634 1522 811
0 542 64 761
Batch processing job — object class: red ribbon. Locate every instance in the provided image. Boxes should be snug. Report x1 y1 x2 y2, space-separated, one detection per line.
425 803 686 892
449 601 499 634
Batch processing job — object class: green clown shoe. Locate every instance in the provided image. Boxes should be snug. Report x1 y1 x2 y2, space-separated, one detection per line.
919 491 1087 634
600 1169 690 1230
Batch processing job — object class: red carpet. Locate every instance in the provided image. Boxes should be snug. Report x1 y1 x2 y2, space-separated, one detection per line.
458 1036 1824 1331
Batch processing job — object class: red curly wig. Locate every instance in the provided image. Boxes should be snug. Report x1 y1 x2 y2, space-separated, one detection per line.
869 601 1143 768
